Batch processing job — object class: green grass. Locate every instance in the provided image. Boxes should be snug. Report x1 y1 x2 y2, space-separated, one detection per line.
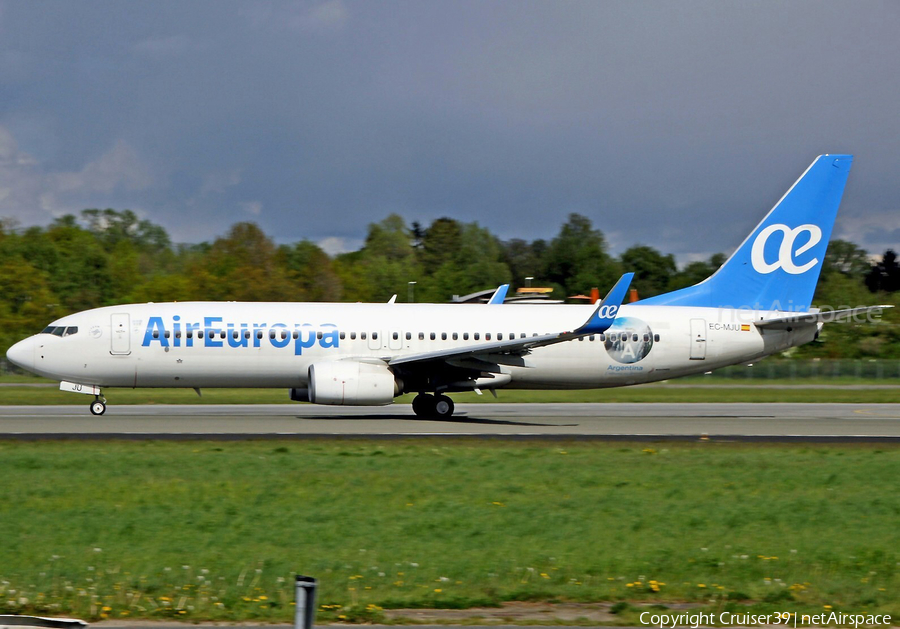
1 385 898 405
1 440 898 623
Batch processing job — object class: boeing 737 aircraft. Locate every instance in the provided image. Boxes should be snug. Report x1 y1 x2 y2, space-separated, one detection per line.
6 154 888 417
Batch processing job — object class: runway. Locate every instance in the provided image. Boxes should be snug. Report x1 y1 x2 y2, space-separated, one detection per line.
2 403 900 441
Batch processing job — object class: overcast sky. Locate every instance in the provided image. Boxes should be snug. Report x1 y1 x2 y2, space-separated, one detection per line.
1 0 898 261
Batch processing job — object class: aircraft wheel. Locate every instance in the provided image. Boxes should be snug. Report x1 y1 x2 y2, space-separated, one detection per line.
412 394 434 417
433 394 454 418
90 400 107 416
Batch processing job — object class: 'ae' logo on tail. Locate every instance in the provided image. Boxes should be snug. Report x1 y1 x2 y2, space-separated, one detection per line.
750 223 822 275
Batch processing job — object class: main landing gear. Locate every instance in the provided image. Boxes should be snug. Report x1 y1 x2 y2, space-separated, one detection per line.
412 393 455 419
90 396 107 416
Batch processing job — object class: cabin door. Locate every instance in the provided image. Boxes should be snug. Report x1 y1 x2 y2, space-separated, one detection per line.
110 313 131 355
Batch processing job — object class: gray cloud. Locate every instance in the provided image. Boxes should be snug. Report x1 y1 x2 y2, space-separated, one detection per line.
0 0 897 259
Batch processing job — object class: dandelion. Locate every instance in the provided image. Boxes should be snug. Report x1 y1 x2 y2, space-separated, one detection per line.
697 584 706 588
434 588 442 593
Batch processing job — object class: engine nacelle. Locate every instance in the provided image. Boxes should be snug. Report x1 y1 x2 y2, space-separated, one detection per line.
308 361 397 406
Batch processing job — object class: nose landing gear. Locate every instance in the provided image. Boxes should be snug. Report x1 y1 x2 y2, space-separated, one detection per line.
411 393 455 418
90 396 107 416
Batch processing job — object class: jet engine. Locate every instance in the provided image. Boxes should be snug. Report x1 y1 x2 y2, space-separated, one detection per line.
307 360 398 405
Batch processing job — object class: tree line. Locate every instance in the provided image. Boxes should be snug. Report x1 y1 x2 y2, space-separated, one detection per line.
1 209 897 360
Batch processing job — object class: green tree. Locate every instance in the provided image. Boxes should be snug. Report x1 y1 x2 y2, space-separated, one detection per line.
620 245 677 299
278 241 342 302
543 214 620 297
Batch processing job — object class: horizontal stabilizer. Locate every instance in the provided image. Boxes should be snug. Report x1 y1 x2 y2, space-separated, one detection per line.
755 305 892 329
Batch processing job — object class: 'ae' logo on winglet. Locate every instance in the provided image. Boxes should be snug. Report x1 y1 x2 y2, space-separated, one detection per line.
750 223 822 275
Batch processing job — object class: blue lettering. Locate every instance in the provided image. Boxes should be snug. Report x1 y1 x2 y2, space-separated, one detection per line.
204 317 223 348
253 323 266 348
141 315 344 355
227 323 249 348
184 322 199 347
142 317 169 347
319 323 340 349
294 324 316 355
270 323 290 349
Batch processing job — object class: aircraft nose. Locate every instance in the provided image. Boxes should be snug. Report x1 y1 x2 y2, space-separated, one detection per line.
6 336 35 372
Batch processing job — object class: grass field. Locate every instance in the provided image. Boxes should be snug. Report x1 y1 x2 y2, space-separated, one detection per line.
1 382 899 405
2 371 899 405
1 440 898 624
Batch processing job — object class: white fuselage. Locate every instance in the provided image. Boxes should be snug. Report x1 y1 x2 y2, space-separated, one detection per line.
17 301 814 392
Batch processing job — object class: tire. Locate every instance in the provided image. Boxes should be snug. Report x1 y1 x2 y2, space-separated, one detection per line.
90 401 106 416
412 394 434 417
433 395 454 418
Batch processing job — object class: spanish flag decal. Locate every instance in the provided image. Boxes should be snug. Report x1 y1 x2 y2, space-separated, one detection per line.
741 324 751 332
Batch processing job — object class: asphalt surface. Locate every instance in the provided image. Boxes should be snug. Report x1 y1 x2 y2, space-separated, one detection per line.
2 403 900 441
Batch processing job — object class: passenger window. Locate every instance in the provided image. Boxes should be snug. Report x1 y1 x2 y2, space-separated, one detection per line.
244 331 251 339
187 331 193 339
351 332 357 340
578 337 584 342
405 332 411 340
452 332 458 340
643 334 650 342
485 333 491 340
463 332 469 340
198 331 205 339
340 332 346 340
152 330 159 339
498 333 503 340
441 332 447 340
372 332 378 340
632 334 638 342
232 331 239 339
361 332 367 340
393 332 399 340
520 333 526 338
599 334 606 342
255 331 262 340
317 331 323 340
474 333 480 340
589 335 595 341
654 334 660 342
430 333 436 340
281 330 288 340
292 330 299 339
418 332 424 340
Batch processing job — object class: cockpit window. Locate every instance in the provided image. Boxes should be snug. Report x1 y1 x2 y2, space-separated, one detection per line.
40 326 78 337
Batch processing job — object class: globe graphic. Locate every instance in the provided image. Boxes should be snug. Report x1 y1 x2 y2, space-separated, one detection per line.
603 316 654 364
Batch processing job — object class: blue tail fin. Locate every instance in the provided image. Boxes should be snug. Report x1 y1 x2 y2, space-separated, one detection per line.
639 154 853 311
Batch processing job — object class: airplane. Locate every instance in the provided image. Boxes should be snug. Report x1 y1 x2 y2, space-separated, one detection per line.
5 154 889 417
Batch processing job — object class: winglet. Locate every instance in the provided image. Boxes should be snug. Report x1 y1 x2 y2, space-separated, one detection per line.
575 273 634 334
487 284 510 305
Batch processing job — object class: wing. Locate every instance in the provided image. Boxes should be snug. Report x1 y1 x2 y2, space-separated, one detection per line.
389 273 633 373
